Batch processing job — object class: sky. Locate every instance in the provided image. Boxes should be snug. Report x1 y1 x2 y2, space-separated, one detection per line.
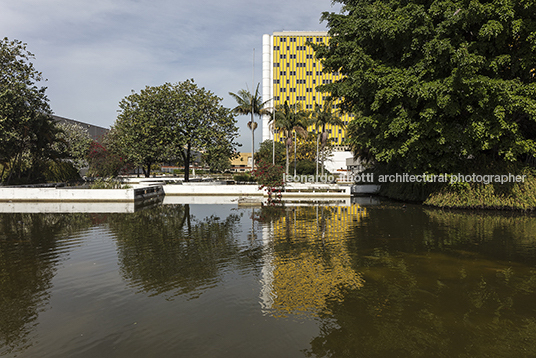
0 0 341 151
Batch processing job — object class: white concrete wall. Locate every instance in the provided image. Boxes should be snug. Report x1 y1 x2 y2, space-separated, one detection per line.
163 184 262 196
324 150 353 174
0 187 136 202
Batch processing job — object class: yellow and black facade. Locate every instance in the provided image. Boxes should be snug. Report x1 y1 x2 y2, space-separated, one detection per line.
262 31 352 152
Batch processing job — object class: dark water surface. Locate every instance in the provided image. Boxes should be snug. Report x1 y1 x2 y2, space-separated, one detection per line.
1 201 535 357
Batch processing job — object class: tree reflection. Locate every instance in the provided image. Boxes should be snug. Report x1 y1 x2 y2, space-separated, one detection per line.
303 206 536 357
108 204 243 299
0 213 92 356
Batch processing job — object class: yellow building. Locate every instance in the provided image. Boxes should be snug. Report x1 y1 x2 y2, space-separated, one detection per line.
262 32 353 167
230 152 253 172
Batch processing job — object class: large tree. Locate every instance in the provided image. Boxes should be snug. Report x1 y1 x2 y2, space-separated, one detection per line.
314 0 536 173
112 80 239 180
0 38 58 183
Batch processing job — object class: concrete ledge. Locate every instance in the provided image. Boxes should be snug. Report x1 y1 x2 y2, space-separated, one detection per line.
163 184 263 196
0 186 164 202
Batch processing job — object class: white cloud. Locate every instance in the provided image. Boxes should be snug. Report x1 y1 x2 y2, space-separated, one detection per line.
0 0 341 150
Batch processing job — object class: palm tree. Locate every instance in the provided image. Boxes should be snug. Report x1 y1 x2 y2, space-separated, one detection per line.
311 98 345 177
229 83 270 170
270 101 309 174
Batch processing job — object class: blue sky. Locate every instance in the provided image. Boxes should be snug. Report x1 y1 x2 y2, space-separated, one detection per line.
1 0 341 151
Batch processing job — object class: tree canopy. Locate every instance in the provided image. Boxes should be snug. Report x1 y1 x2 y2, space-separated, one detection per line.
111 80 239 180
0 38 59 183
314 0 536 173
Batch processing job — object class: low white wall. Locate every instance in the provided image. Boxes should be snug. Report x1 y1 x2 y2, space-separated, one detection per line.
0 187 136 202
163 184 262 196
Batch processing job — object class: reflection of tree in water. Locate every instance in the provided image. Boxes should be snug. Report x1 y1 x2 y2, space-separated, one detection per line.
0 213 92 356
303 207 536 358
108 204 243 299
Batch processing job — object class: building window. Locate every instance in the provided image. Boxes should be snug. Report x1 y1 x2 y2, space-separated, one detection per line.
280 71 286 76
273 79 280 84
280 54 286 59
306 71 313 76
289 54 297 59
306 88 312 92
289 71 296 76
280 38 286 42
316 38 323 42
273 63 280 67
280 88 287 92
306 54 313 59
290 38 297 42
290 88 296 92
306 37 313 42
312 80 316 84
274 46 280 50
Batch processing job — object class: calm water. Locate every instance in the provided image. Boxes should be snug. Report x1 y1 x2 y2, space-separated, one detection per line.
1 201 536 358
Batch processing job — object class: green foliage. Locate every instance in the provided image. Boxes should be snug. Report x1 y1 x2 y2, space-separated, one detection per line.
202 145 234 173
89 178 130 189
0 38 61 184
255 140 286 167
425 167 536 210
43 161 80 182
271 101 310 174
229 83 270 170
52 121 92 171
111 80 239 181
315 0 536 173
233 172 256 182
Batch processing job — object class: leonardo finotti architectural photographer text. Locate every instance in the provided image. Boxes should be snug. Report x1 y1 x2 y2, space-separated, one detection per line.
283 173 526 184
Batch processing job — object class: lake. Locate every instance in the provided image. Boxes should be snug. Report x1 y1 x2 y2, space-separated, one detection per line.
1 200 535 357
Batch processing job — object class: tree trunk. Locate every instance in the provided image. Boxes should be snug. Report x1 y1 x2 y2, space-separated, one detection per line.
294 132 297 176
316 133 320 179
184 142 191 182
285 140 290 175
251 112 255 171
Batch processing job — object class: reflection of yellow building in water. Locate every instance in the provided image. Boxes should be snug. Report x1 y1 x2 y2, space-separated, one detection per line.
260 204 367 317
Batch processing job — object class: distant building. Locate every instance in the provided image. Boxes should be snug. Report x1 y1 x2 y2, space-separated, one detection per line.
262 31 353 173
230 153 253 172
52 115 109 142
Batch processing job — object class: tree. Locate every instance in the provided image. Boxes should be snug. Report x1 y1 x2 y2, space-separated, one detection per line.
111 80 239 181
314 0 536 174
169 80 240 182
311 99 345 176
0 38 57 183
53 121 92 172
271 101 309 174
255 140 286 168
110 85 173 177
229 83 271 170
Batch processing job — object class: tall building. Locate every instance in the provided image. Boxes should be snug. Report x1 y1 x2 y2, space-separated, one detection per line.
262 31 353 173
